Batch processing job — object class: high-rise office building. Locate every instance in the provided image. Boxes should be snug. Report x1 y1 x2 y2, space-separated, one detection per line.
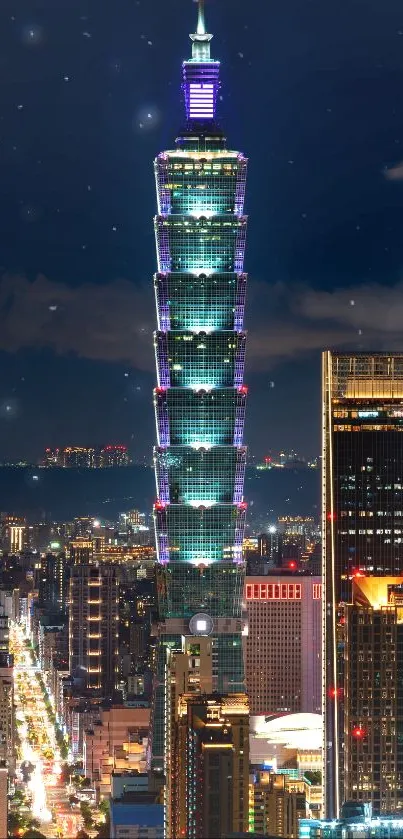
69 563 119 693
171 692 249 838
70 539 93 566
165 636 214 838
343 576 403 813
42 445 129 467
323 352 403 817
1 514 26 553
251 770 307 839
38 552 70 614
150 0 248 768
59 446 96 468
258 530 282 566
244 576 322 716
98 445 129 467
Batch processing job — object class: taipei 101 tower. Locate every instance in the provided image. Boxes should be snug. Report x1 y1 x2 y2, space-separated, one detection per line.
150 0 249 769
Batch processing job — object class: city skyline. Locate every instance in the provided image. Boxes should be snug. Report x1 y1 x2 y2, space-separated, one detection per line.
2 3 403 838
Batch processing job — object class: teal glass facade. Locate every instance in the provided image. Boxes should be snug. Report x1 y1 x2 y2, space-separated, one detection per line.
150 2 248 770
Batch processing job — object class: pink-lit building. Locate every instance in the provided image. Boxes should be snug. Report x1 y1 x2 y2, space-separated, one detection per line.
244 576 322 716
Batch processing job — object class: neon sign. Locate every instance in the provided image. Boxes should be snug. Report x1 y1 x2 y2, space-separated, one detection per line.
245 583 302 601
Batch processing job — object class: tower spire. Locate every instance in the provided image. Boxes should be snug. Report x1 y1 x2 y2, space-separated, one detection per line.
184 0 220 122
189 0 213 62
197 0 206 36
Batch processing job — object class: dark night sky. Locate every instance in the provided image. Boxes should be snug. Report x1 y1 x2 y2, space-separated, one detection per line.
1 0 403 461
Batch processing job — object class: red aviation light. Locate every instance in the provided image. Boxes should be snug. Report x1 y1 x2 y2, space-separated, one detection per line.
328 686 343 700
327 512 336 521
238 385 248 395
155 387 166 395
352 725 366 739
239 501 248 511
288 561 297 570
154 500 166 511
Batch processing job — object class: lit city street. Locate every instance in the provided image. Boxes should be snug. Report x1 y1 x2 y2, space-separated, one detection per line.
10 622 83 839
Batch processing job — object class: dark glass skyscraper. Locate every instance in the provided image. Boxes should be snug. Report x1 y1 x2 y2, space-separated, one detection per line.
150 0 248 769
323 351 403 817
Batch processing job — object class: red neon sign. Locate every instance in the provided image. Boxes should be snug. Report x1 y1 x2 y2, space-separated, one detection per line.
313 583 322 600
245 582 302 601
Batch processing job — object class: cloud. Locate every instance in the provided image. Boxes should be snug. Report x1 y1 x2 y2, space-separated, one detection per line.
0 273 154 369
0 273 402 372
246 280 403 368
384 162 403 181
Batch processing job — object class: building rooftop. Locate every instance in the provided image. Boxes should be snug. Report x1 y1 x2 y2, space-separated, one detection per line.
110 801 164 827
300 816 403 838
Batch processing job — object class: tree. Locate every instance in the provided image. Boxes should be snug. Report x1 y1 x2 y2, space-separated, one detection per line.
304 769 322 785
23 831 47 839
27 819 41 831
98 798 109 816
80 802 94 830
59 740 68 759
11 789 25 805
94 816 111 839
8 811 25 834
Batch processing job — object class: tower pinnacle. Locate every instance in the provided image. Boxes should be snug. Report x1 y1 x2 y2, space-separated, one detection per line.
184 0 219 121
197 0 206 36
189 0 213 61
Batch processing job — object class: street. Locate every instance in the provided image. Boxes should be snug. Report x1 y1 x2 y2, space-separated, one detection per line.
10 622 83 839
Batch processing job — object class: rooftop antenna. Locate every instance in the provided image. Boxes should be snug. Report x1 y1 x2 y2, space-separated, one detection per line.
197 0 206 36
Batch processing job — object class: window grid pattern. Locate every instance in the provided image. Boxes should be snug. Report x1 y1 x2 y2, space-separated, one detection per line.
324 351 403 815
154 388 247 448
154 505 246 566
331 353 403 400
155 215 247 274
156 561 245 620
154 272 247 332
154 152 247 217
154 445 247 504
344 606 403 812
155 330 246 389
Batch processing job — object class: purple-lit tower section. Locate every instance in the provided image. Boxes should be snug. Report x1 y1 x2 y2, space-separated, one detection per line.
150 0 249 770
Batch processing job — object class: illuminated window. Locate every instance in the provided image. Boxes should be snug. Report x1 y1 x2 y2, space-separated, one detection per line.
245 583 302 601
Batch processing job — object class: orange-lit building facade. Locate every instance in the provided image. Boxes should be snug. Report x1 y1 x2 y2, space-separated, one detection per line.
83 705 150 797
170 692 249 839
323 352 403 818
343 576 403 813
69 564 118 693
42 445 129 468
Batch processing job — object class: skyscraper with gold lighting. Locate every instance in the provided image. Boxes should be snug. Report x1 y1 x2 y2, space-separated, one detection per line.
323 352 403 817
